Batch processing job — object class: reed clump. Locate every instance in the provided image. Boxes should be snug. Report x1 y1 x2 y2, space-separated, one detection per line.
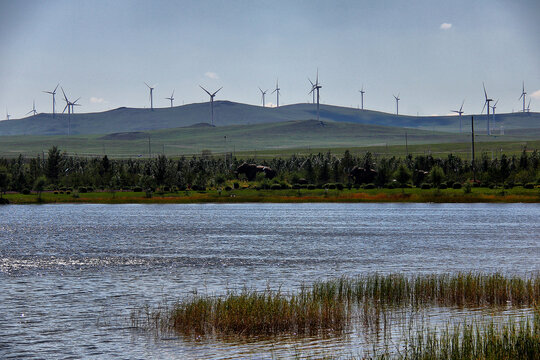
168 288 347 336
134 273 539 338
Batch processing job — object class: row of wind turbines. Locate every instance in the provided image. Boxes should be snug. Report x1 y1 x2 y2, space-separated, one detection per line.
11 74 534 136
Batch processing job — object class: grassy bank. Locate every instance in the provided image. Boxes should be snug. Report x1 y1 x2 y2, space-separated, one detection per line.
2 186 539 204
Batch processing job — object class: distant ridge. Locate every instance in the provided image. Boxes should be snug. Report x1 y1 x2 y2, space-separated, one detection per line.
0 100 538 136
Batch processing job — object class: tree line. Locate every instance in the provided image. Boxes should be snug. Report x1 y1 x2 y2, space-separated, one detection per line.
0 146 539 195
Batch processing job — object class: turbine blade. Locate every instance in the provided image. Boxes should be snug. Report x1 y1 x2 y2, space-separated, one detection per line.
483 82 488 100
212 87 223 96
481 101 486 114
62 104 68 113
199 85 211 96
53 83 59 94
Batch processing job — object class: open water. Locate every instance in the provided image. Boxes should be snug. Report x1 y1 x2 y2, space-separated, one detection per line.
1 203 539 359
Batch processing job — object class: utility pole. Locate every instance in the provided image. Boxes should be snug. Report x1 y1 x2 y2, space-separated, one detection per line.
471 116 475 182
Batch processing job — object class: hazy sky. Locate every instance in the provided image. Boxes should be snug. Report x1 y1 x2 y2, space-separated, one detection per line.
1 0 539 120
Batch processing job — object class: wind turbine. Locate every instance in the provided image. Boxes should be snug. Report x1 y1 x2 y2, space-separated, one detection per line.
271 79 280 107
490 99 499 127
145 82 155 110
258 87 268 107
61 88 81 135
309 69 322 121
526 99 531 113
165 89 175 108
200 85 222 126
308 78 315 104
481 83 493 135
359 85 366 110
393 93 400 115
519 81 527 113
5 109 10 121
43 83 59 118
451 100 465 133
26 100 37 116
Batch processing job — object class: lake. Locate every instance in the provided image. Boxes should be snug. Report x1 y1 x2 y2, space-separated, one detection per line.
1 203 539 358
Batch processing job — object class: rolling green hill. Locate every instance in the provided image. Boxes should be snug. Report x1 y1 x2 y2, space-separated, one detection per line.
1 101 538 136
1 119 538 159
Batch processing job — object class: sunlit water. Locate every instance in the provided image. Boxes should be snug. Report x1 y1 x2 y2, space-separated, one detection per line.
1 203 539 359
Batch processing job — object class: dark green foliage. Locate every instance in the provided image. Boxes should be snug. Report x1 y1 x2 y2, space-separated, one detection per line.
421 183 432 189
452 182 462 189
270 183 281 190
524 183 534 189
21 188 31 195
363 183 375 189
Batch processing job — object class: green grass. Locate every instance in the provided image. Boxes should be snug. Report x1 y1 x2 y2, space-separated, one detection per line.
2 186 539 204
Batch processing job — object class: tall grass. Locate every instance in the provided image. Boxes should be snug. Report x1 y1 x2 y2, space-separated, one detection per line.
371 309 540 360
132 273 540 338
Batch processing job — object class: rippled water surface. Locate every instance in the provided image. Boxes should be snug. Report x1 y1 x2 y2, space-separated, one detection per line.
1 203 539 358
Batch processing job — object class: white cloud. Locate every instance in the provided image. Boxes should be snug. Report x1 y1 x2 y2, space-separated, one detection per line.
440 23 452 30
90 97 105 104
531 90 540 99
204 71 219 80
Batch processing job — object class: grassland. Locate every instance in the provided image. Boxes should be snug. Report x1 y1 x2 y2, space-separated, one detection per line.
2 186 539 204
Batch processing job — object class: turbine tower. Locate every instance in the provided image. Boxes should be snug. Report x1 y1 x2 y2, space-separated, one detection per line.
145 82 155 110
43 83 59 118
519 81 527 113
5 109 10 121
526 99 531 113
26 100 37 116
271 79 280 107
451 100 465 133
309 69 322 121
258 87 268 107
482 83 493 135
359 85 366 110
393 93 400 115
165 89 175 108
200 85 222 126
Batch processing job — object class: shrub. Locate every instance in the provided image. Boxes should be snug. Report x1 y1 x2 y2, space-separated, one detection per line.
353 184 361 189
326 183 336 189
133 187 143 192
463 181 472 194
53 191 58 194
163 186 170 192
363 183 376 189
86 187 94 192
446 180 454 188
292 183 301 189
224 186 232 191
439 183 448 189
452 183 462 189
421 183 431 189
270 184 281 190
21 188 31 195
79 187 87 193
233 182 240 189
280 182 289 190
524 183 534 189
335 183 344 190
307 184 316 190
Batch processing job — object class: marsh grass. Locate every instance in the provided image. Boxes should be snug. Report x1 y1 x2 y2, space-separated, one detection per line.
132 273 539 340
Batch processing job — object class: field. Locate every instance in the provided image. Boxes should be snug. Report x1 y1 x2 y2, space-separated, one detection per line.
1 118 539 159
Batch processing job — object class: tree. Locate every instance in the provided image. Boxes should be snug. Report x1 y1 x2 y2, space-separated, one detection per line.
0 166 8 198
33 176 47 201
46 146 63 183
430 165 445 189
394 164 411 193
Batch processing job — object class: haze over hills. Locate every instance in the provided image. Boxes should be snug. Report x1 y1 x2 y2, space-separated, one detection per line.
0 101 538 136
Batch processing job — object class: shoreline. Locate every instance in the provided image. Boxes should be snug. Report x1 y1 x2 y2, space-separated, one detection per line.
2 188 539 204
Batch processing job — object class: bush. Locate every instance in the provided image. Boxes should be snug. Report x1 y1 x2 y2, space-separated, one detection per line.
53 191 58 194
524 183 534 189
421 183 431 189
87 187 94 192
79 187 87 193
325 183 336 189
446 180 454 188
353 184 361 189
292 183 301 189
307 184 316 190
21 188 31 195
270 184 282 190
224 186 232 191
163 186 170 192
335 183 344 190
233 182 240 189
133 187 143 192
280 182 289 190
363 183 376 189
452 183 462 189
439 183 448 189
385 182 397 189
